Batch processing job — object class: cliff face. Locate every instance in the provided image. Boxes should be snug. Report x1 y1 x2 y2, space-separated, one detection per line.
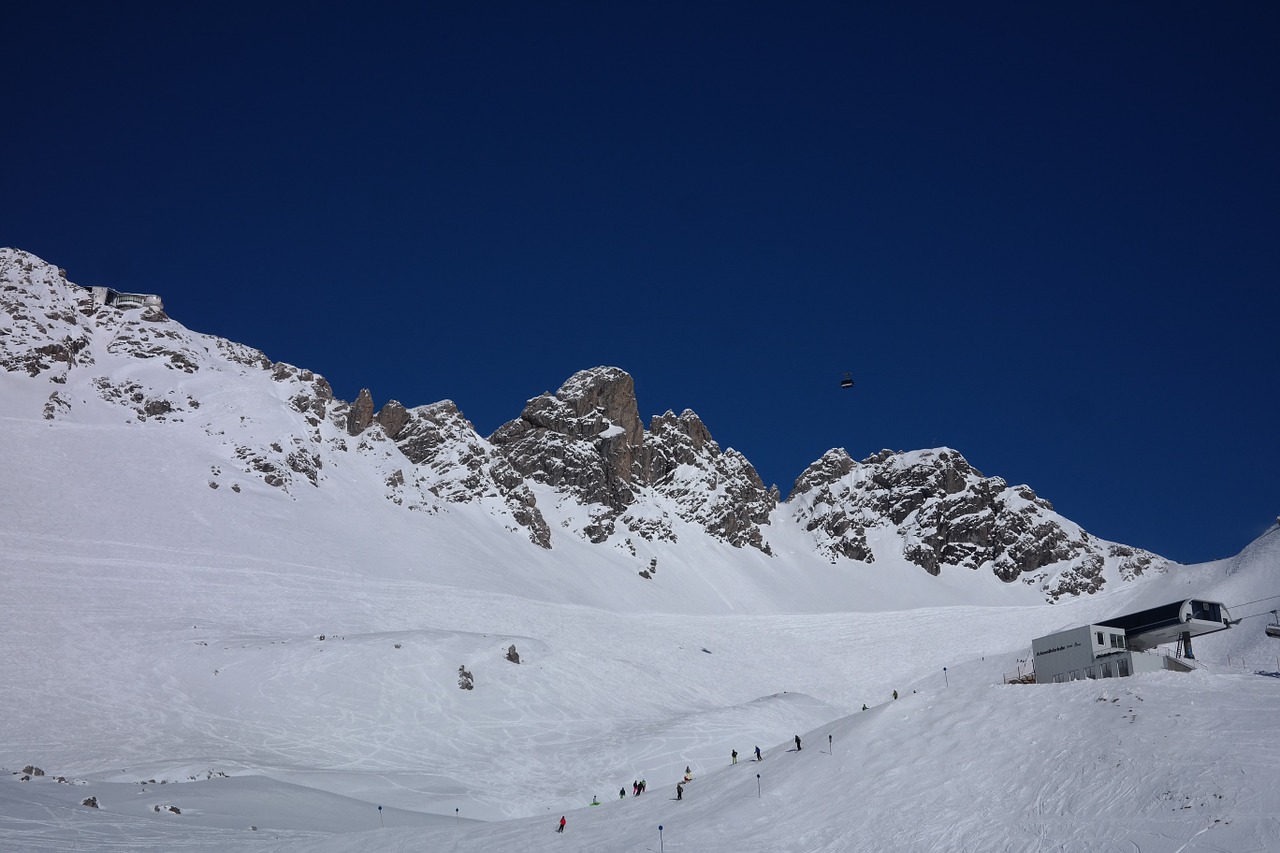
0 246 1168 599
488 367 775 549
786 447 1165 598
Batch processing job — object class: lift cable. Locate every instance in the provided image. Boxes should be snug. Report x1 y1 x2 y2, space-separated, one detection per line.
1223 592 1280 621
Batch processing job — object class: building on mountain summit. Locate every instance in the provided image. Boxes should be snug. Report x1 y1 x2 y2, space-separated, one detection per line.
84 285 163 311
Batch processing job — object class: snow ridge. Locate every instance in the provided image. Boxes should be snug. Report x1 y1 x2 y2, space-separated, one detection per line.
2 248 1165 599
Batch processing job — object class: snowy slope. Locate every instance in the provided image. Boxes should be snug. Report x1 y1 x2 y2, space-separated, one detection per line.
3 402 1278 851
4 247 1280 851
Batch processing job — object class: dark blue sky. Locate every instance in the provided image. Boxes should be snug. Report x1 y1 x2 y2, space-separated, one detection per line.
6 2 1278 564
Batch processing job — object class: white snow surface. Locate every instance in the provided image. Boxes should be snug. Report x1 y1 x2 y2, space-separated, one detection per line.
4 253 1280 850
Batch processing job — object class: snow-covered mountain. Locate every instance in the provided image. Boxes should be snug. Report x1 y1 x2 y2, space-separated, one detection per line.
0 247 1168 603
4 247 1278 852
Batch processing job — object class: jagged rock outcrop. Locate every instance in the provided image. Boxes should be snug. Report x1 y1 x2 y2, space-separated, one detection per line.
490 368 775 549
787 447 1167 596
644 409 774 552
0 251 94 380
787 449 874 562
347 388 375 436
275 363 334 427
490 367 644 516
375 400 409 440
389 400 551 548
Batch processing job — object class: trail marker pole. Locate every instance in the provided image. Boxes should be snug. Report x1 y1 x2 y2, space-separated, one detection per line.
455 807 459 827
943 666 948 687
377 805 383 828
658 824 664 852
756 773 761 798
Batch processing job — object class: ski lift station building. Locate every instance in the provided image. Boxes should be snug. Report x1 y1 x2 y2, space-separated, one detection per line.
1032 599 1231 684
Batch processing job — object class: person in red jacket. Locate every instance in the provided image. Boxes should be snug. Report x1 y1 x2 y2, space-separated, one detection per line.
557 816 566 833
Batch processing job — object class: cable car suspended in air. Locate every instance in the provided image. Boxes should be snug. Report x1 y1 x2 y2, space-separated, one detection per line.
840 372 855 389
1266 610 1280 640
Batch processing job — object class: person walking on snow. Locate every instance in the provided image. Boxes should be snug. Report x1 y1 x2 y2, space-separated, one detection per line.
755 745 762 761
676 782 684 800
557 816 566 833
731 749 738 764
795 735 802 751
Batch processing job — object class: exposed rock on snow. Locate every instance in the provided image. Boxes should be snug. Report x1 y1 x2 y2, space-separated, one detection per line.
490 369 775 551
644 409 775 552
389 399 552 548
787 449 875 563
490 367 645 515
785 447 1167 596
0 247 1169 599
346 388 375 436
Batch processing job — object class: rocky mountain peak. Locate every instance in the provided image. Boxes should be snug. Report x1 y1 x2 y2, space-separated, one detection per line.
555 366 644 448
347 388 375 436
488 368 774 549
786 447 1165 597
375 400 409 440
490 367 645 514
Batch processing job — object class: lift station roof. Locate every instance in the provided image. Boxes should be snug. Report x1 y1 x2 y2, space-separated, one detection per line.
1097 599 1231 651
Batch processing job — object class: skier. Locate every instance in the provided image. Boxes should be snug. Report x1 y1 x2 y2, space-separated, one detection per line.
676 782 683 801
640 779 646 794
754 745 762 761
632 780 639 796
731 749 738 764
590 796 600 806
893 690 898 700
620 788 626 800
861 703 868 711
795 734 802 751
557 816 566 833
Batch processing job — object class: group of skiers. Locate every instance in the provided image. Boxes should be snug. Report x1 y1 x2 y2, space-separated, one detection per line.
560 735 825 833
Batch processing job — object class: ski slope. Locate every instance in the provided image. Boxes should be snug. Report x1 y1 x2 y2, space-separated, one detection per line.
4 343 1280 850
